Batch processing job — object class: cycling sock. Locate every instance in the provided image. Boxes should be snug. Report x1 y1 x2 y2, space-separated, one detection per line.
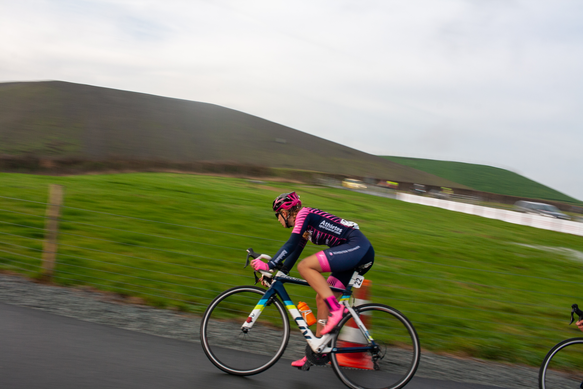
324 296 342 312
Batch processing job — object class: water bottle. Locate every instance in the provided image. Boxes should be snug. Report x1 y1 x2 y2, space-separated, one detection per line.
297 301 317 326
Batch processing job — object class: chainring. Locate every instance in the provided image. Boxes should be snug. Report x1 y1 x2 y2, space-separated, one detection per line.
305 344 330 366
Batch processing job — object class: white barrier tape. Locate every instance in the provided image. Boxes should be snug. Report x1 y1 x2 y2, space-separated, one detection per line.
397 193 583 237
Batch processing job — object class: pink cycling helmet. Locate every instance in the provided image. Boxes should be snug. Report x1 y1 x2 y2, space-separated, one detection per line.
272 192 301 212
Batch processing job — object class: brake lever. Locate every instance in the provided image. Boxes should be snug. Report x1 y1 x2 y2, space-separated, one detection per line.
244 247 260 268
245 248 263 284
570 304 582 325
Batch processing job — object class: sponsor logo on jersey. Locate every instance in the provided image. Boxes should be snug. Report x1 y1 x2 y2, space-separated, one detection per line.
319 220 343 235
331 245 360 256
274 249 288 262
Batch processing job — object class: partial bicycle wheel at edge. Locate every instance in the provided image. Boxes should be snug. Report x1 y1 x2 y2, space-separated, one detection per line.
539 337 583 389
200 286 290 376
330 303 420 389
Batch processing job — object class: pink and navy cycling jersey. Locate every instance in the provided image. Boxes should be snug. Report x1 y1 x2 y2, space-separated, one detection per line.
268 207 360 270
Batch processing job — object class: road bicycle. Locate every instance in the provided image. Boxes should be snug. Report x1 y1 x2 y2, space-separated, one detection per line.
539 304 583 389
200 248 420 389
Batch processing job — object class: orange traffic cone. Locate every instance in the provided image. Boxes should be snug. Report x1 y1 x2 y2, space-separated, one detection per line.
336 279 374 370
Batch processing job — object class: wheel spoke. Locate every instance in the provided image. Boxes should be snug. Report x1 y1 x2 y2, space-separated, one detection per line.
331 304 420 389
200 286 289 375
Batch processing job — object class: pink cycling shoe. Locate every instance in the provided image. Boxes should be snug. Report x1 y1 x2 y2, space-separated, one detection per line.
320 307 348 335
291 356 307 368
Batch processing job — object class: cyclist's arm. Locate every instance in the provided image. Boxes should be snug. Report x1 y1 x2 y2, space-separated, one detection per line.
577 319 583 332
281 236 308 271
268 209 312 271
268 233 306 270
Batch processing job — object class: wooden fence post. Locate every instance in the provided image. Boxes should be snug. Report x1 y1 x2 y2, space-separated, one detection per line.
41 184 64 281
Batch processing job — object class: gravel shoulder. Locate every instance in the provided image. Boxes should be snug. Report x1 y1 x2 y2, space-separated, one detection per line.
0 273 540 389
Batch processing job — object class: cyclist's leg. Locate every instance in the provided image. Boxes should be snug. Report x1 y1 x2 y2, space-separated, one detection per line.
318 242 375 334
291 276 343 368
290 256 329 369
315 277 344 336
297 255 347 335
297 254 332 297
297 231 374 298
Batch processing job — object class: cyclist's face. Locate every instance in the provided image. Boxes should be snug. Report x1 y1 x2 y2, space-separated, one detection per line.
276 210 295 228
276 211 286 227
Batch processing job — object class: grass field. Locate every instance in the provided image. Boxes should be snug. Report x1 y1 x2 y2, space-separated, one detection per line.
382 156 582 206
1 172 582 368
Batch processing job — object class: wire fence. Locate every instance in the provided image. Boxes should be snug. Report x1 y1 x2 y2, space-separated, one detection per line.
0 189 581 361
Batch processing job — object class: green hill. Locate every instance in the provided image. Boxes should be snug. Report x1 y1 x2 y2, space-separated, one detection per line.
2 80 578 205
0 80 464 189
382 156 582 205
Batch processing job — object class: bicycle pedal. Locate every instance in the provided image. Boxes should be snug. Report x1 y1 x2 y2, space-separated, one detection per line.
300 361 312 371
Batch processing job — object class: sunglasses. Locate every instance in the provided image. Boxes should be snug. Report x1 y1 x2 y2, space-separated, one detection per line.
275 212 281 220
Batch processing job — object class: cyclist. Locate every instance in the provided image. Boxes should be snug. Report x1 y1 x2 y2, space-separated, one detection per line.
577 319 583 331
251 191 375 368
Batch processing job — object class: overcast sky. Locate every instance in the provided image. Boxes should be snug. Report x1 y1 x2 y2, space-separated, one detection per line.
1 0 582 201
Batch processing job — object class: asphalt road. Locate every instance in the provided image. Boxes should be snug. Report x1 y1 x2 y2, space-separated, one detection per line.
0 301 507 389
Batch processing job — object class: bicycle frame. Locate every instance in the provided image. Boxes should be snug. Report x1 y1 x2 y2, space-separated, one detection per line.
241 270 375 355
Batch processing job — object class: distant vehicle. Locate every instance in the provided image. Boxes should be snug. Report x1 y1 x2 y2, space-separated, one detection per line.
441 187 454 196
377 180 398 189
342 178 367 189
412 184 426 195
385 180 399 189
514 200 570 220
428 189 448 200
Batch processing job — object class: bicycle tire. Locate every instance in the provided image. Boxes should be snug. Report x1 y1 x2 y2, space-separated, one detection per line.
200 286 290 376
539 337 583 389
330 303 420 389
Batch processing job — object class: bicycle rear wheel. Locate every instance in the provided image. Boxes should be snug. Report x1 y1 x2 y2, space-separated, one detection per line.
539 337 583 389
330 303 420 389
200 286 290 375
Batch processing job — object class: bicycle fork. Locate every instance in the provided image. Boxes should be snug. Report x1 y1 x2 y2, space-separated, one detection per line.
240 291 277 334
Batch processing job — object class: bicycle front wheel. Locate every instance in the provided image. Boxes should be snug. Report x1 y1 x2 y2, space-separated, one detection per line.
330 303 420 389
539 337 583 389
200 286 290 376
